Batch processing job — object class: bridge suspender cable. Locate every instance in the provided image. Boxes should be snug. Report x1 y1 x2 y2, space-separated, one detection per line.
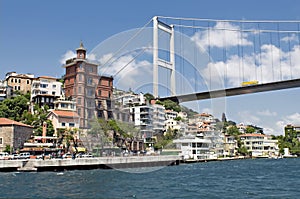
207 22 212 90
277 23 283 81
258 23 263 83
253 29 257 81
270 32 275 82
100 19 153 69
193 20 198 92
223 22 227 87
288 32 293 79
240 22 245 82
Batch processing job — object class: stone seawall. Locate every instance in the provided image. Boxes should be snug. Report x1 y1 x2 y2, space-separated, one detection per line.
0 155 181 172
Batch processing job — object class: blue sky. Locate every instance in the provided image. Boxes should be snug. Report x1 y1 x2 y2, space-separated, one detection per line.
1 0 300 135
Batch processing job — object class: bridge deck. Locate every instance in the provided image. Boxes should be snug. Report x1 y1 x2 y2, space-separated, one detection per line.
159 78 300 103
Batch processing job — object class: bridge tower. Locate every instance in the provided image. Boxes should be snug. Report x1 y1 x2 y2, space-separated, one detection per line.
153 16 175 98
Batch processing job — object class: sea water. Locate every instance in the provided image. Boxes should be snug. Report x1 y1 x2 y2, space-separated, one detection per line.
0 158 299 199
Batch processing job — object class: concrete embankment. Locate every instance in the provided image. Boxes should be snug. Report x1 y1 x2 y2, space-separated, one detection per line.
0 155 181 172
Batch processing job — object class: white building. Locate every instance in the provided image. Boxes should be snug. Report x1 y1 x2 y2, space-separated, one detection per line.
0 80 12 101
173 134 211 160
152 103 165 135
239 133 279 157
31 76 63 111
131 105 154 141
165 110 178 120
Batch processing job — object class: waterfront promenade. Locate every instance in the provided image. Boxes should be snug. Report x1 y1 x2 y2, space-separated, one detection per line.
0 155 180 172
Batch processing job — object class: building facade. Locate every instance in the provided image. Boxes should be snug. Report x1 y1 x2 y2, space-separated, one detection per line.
5 72 34 94
173 133 211 160
239 133 279 157
0 118 33 152
0 80 12 101
63 42 113 128
31 76 63 111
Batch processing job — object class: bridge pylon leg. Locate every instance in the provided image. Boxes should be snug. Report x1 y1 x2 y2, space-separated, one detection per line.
153 16 176 98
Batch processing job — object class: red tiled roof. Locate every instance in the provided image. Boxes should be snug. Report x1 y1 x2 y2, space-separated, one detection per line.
239 133 265 137
51 110 79 118
0 118 32 128
38 76 58 80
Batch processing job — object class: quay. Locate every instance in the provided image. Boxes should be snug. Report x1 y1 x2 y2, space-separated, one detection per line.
0 155 181 172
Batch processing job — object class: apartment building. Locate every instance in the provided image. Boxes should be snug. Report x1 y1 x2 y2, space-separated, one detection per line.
5 72 34 94
30 76 62 110
239 133 279 157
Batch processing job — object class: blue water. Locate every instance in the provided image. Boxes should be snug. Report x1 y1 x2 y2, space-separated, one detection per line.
0 158 299 199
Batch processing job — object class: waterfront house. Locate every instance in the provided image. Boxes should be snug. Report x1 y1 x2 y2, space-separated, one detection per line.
224 135 238 157
173 133 211 160
0 118 33 152
239 133 279 157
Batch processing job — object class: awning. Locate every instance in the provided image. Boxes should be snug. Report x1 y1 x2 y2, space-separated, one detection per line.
72 147 86 153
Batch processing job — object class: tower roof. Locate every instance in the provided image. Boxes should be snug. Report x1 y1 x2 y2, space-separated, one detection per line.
76 41 86 51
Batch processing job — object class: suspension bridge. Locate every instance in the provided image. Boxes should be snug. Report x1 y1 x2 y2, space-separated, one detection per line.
94 16 300 103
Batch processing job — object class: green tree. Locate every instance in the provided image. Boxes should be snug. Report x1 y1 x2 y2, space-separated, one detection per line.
0 94 30 121
159 99 181 112
144 93 155 102
87 118 110 155
31 105 54 136
3 145 11 153
245 126 256 134
226 126 240 136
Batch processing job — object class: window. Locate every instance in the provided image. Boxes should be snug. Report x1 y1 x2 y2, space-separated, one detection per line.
11 79 13 83
69 123 75 127
27 80 30 84
77 97 81 105
18 79 21 83
87 88 94 96
87 77 93 85
0 137 2 145
52 85 56 88
52 91 56 95
40 84 48 88
15 79 17 83
62 122 65 127
78 86 82 94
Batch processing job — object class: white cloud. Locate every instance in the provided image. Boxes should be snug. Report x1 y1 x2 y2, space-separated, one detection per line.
200 42 300 88
201 108 212 114
98 53 152 90
59 50 76 64
191 21 252 50
257 110 277 116
275 113 300 135
237 110 261 124
281 33 298 42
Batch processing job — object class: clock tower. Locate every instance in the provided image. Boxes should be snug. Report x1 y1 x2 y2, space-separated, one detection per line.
76 41 86 59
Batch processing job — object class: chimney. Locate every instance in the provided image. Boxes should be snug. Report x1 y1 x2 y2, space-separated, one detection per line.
42 122 47 143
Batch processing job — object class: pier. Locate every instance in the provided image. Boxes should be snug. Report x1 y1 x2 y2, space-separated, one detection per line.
0 155 181 172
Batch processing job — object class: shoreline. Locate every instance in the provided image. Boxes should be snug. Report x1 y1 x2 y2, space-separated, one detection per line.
0 155 295 172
